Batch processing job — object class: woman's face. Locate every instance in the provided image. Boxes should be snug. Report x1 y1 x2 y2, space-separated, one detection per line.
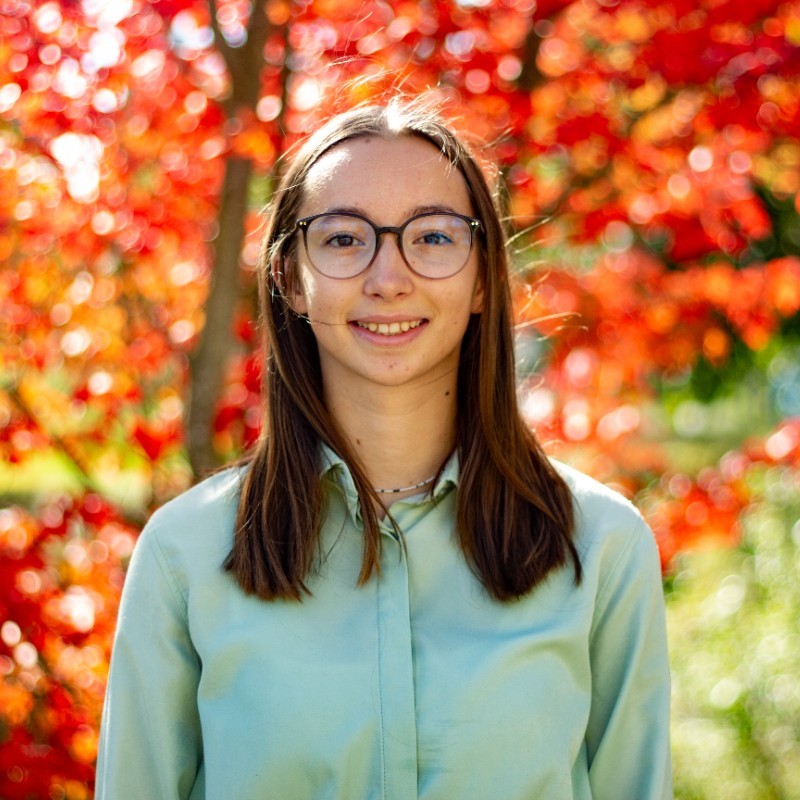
288 135 484 397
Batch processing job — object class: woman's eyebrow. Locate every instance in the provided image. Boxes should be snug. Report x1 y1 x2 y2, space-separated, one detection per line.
322 205 368 216
410 204 461 216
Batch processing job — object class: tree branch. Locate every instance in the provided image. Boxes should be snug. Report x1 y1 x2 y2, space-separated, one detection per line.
5 381 146 526
517 23 545 92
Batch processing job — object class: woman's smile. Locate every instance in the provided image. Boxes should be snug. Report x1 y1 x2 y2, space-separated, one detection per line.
352 319 425 335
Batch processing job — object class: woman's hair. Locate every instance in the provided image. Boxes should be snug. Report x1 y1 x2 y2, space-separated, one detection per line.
224 98 581 602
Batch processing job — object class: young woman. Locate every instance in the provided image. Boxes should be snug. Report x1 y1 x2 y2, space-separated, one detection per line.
96 100 672 799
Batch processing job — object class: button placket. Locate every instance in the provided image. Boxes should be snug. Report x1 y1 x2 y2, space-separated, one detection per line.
375 517 418 800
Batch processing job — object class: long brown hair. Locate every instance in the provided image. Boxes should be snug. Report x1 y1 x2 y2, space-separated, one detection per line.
225 99 581 602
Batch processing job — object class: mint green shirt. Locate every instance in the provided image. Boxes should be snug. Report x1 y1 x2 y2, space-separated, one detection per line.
96 452 672 799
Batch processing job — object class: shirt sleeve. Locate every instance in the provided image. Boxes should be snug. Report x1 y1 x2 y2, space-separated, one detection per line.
585 516 673 799
95 520 203 800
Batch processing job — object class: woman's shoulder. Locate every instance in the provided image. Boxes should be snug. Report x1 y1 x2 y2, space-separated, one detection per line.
551 459 640 519
549 459 657 565
137 466 246 561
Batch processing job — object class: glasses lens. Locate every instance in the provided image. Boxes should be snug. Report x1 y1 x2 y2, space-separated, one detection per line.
305 215 375 278
402 214 473 278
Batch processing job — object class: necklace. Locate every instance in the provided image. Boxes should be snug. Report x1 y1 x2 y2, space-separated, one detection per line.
374 474 437 494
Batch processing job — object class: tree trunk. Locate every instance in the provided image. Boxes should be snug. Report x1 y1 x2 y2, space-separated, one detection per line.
187 155 253 475
186 0 270 477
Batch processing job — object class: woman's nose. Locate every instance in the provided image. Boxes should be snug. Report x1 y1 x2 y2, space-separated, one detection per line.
362 233 414 297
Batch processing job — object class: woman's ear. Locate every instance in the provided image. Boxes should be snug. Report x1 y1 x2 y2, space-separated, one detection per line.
470 275 485 314
272 253 307 315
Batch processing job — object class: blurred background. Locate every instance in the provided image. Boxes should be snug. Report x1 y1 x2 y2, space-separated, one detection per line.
1 0 799 797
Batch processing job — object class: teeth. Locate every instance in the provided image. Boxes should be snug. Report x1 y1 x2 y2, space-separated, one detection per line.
356 320 423 335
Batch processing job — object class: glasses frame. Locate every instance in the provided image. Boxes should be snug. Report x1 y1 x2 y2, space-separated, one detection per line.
293 210 482 280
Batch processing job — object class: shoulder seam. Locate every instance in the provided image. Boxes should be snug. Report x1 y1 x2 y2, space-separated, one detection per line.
145 522 190 617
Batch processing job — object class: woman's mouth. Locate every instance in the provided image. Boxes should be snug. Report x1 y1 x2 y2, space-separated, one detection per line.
354 319 424 336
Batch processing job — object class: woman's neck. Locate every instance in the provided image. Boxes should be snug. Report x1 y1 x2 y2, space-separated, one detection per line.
324 378 458 504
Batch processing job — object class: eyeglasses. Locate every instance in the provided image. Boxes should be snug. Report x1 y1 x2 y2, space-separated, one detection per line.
293 211 481 280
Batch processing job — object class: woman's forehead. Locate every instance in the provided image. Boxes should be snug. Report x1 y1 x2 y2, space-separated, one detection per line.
300 135 472 218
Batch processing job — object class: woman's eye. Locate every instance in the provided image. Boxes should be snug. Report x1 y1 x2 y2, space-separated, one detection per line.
325 233 363 248
417 231 453 246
